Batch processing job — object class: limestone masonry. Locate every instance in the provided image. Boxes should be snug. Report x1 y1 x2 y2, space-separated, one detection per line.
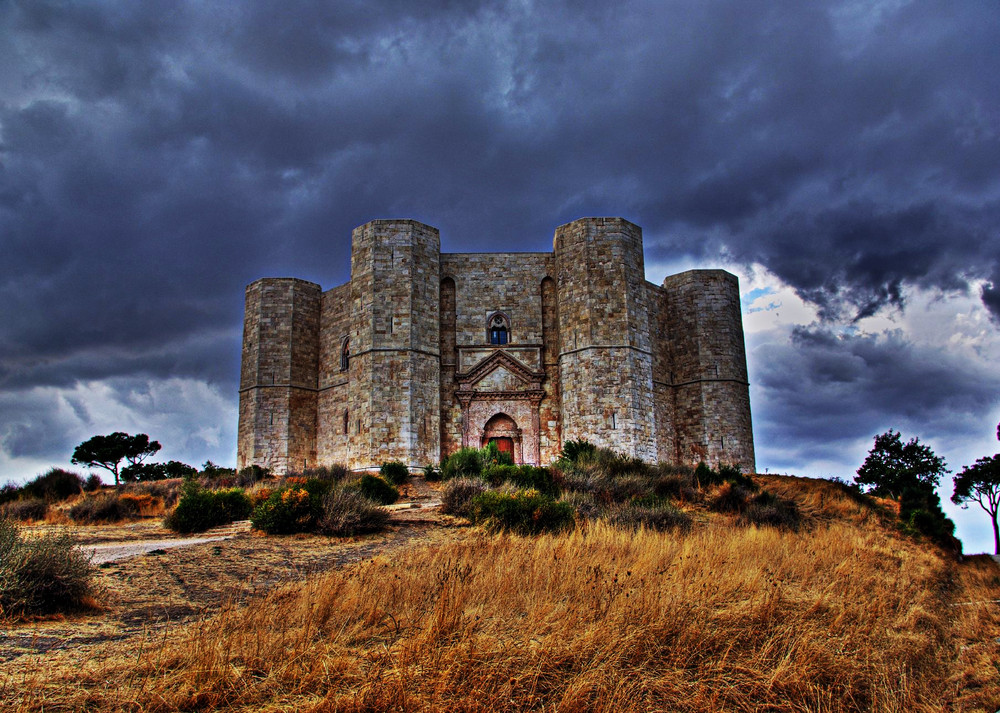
238 218 755 473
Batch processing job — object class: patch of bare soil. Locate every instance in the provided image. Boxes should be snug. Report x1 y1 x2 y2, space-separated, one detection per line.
0 478 465 675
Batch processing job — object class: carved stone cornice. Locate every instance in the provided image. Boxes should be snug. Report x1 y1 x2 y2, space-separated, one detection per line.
456 389 545 405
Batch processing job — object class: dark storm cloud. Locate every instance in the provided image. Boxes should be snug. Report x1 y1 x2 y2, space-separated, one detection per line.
1 0 998 473
750 325 1000 468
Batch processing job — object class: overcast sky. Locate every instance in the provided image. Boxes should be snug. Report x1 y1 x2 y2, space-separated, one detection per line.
1 1 998 551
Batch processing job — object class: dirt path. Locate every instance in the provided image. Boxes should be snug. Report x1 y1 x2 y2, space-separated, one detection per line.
0 478 463 667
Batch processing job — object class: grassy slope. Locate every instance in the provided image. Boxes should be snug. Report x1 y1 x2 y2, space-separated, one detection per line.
6 475 1000 712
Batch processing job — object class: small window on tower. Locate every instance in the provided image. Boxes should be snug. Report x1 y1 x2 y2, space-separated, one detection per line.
340 338 350 371
488 313 509 345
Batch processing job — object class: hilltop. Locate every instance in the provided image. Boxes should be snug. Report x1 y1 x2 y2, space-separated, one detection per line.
2 472 998 712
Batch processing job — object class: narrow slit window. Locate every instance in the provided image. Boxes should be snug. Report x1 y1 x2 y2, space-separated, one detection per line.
340 338 350 371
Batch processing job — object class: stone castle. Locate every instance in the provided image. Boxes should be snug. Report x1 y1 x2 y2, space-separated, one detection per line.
237 217 754 473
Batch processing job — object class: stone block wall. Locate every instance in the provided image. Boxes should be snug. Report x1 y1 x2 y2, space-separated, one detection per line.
316 283 351 466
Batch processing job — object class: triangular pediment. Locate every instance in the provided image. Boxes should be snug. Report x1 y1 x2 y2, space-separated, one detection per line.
459 350 543 391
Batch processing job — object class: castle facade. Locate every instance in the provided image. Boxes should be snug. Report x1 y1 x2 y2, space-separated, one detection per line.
237 217 755 473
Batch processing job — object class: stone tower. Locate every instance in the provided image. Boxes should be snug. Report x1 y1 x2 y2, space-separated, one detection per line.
554 218 657 460
237 278 321 473
346 220 441 469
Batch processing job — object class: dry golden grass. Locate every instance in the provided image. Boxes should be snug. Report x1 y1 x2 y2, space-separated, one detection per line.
4 475 999 712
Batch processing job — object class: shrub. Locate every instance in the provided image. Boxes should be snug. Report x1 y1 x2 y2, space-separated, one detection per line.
738 491 801 531
469 489 575 535
606 502 692 532
357 475 399 505
166 483 252 534
250 481 330 535
316 488 391 536
709 483 752 514
20 468 83 502
694 462 756 491
69 494 142 523
235 465 273 487
482 441 514 466
379 461 409 486
653 473 700 503
558 439 597 465
125 480 182 508
0 518 93 616
441 448 483 480
0 483 20 505
440 478 487 516
0 498 48 522
482 464 560 496
83 474 104 492
422 464 442 482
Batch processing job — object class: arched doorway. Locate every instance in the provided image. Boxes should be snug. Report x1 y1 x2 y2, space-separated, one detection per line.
481 413 521 463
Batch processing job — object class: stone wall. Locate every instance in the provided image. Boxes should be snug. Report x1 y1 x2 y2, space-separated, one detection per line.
316 283 351 466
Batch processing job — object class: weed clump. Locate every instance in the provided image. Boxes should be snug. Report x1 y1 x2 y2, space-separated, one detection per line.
441 478 487 516
0 517 93 617
0 498 48 522
739 492 801 531
469 489 574 535
316 488 390 536
69 493 143 523
606 501 692 532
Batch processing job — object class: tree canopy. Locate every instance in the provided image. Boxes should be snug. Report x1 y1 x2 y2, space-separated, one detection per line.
71 432 161 487
854 430 949 499
952 454 1000 555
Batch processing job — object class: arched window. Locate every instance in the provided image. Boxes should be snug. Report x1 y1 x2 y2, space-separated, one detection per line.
340 338 350 371
488 313 509 345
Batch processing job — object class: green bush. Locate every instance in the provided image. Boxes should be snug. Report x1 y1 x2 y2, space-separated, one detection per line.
250 481 331 535
20 468 83 502
606 502 692 532
357 475 399 505
0 498 48 522
379 461 409 486
422 464 442 481
440 478 487 516
166 483 252 534
481 441 515 466
694 462 756 491
481 464 560 496
469 489 575 535
83 474 104 492
68 494 141 524
0 518 93 616
316 488 391 536
558 439 597 465
441 448 483 480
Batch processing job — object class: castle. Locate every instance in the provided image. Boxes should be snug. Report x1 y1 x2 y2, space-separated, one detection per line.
237 217 755 474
